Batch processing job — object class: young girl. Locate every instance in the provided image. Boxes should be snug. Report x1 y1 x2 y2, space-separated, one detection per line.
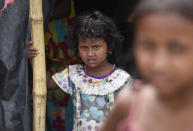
100 0 193 131
29 11 132 131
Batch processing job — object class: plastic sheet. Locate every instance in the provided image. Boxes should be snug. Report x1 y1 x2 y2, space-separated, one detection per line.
0 0 31 130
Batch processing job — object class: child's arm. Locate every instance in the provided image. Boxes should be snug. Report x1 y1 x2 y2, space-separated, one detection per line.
100 89 132 131
47 76 59 89
27 41 59 90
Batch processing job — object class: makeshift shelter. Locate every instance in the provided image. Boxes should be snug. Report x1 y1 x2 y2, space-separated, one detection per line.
0 0 139 130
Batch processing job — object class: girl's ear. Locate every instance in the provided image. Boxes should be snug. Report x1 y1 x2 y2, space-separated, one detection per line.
107 44 113 55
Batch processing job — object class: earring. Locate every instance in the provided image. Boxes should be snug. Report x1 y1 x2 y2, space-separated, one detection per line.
108 50 112 55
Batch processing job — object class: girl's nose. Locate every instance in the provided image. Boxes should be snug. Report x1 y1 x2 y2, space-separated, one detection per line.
152 52 168 71
87 49 94 56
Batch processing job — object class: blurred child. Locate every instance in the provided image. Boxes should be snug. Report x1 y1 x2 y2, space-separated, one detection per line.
29 11 132 131
100 0 193 131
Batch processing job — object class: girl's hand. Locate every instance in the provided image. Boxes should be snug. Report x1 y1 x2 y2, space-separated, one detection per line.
27 41 38 64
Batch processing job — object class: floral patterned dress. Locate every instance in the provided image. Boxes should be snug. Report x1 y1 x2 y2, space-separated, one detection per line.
52 64 132 131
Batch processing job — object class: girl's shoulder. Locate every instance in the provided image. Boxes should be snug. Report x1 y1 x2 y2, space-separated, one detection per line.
114 67 133 88
116 67 131 77
116 67 132 81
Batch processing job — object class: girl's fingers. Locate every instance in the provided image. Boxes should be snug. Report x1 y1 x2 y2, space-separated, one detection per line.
27 40 39 59
28 53 37 58
27 51 39 57
28 41 39 52
29 48 38 51
29 46 38 51
31 51 39 56
33 52 38 55
28 50 38 54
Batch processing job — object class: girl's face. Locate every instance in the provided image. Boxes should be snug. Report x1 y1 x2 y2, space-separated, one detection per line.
78 38 108 68
134 13 193 96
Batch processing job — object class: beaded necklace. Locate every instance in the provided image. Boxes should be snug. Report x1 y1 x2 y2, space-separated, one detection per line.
84 64 116 84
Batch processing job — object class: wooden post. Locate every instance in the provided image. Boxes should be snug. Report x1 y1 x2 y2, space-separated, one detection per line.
29 0 47 131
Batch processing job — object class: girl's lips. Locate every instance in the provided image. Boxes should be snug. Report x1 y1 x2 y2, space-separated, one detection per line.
87 58 97 64
87 60 96 64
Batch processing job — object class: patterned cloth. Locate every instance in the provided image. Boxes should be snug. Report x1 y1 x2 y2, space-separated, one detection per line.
52 64 132 131
44 0 80 130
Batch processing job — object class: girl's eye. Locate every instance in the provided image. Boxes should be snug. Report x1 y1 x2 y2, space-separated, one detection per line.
93 45 100 50
137 41 154 51
169 42 186 53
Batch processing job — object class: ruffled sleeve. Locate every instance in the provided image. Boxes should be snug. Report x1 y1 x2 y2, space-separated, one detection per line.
52 68 73 95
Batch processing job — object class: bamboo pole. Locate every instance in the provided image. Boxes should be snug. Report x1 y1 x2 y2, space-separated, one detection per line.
29 0 47 131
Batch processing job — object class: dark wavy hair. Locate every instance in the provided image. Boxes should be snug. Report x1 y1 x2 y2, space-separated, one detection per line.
69 11 123 64
133 0 193 27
